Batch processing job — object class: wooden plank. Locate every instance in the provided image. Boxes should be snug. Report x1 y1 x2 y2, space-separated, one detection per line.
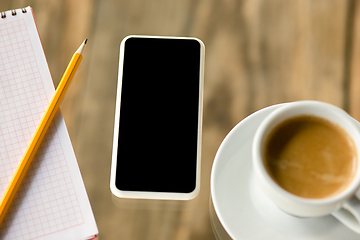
349 0 360 120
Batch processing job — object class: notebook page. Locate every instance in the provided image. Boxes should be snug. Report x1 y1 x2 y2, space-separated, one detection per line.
0 6 98 240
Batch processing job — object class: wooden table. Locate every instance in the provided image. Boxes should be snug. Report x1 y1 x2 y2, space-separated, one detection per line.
1 0 360 239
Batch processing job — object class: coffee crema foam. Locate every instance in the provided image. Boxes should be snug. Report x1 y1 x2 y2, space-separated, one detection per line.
264 115 357 199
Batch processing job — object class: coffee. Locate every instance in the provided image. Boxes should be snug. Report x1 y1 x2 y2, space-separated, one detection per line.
264 115 357 199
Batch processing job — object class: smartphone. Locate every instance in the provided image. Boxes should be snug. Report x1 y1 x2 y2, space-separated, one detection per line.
110 35 205 200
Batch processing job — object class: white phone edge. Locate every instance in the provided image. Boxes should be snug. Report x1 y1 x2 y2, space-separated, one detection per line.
110 35 205 200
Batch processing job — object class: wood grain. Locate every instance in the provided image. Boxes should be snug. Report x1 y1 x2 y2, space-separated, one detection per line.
0 0 357 239
349 0 360 120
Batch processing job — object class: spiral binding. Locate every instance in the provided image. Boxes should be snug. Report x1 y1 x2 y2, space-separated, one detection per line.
1 8 27 19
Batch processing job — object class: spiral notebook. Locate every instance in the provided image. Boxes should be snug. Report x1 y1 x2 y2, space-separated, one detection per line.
0 6 98 240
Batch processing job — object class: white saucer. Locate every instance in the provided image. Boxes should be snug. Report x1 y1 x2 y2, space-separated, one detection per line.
210 104 360 239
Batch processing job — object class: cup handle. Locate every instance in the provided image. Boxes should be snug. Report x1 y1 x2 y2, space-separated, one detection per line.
332 196 360 234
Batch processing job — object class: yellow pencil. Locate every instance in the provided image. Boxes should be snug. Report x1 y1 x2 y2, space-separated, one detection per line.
0 39 87 226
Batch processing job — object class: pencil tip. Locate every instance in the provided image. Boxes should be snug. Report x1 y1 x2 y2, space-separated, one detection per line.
76 40 87 55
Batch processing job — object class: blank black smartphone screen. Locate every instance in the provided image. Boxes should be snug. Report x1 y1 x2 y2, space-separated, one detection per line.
115 37 201 193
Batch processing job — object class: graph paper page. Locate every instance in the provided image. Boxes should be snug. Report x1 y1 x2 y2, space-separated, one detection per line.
0 6 98 240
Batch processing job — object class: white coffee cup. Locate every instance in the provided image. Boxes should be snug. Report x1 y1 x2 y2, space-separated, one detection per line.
252 100 360 234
